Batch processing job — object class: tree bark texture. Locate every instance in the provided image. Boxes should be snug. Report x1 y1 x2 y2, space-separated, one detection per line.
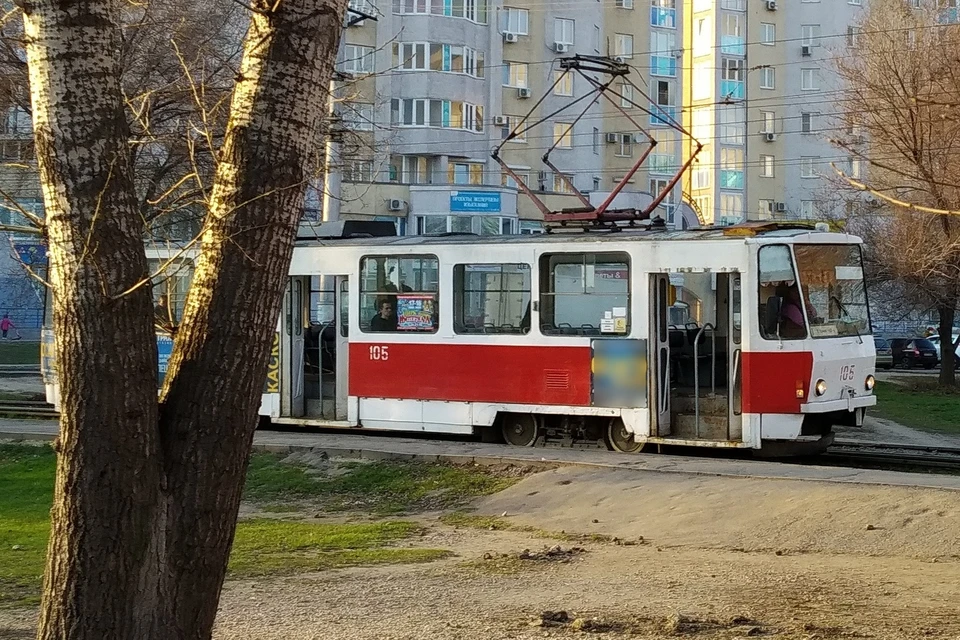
19 1 163 638
155 0 348 636
24 0 348 638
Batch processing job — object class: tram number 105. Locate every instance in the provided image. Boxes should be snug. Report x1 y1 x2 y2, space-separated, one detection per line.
839 364 856 381
369 345 389 361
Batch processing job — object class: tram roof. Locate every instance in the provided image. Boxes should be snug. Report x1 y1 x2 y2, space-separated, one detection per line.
293 225 860 248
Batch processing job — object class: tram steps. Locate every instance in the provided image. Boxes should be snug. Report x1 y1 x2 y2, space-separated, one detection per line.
671 393 728 415
671 413 729 440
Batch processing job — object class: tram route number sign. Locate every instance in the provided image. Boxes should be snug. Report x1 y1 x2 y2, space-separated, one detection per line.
591 338 647 409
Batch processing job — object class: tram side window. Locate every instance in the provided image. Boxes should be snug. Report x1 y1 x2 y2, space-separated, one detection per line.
359 255 439 333
758 245 806 340
454 264 531 334
539 252 630 336
150 259 193 328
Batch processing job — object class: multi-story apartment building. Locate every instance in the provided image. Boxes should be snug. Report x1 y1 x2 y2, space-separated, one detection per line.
682 0 864 226
325 0 689 235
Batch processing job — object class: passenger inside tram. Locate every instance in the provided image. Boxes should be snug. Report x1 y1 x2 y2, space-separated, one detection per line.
369 298 397 332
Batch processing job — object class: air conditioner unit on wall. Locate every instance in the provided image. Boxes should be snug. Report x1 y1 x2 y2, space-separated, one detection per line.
801 44 812 56
606 132 619 143
764 132 777 142
388 199 406 211
503 32 519 43
775 202 787 212
518 87 532 98
493 115 509 127
554 42 569 54
765 0 777 10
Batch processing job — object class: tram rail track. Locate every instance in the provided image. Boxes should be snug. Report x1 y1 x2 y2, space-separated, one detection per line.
2 405 959 475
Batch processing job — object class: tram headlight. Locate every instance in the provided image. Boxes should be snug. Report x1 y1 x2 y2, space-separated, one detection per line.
865 375 875 391
815 379 827 396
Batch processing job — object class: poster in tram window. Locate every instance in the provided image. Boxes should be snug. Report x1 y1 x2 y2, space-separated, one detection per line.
397 295 435 331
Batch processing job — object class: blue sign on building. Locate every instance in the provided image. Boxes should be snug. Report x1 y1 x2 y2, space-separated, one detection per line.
450 191 501 213
157 333 174 385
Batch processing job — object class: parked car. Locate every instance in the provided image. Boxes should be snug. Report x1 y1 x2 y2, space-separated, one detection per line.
889 337 939 369
927 333 960 365
873 337 893 370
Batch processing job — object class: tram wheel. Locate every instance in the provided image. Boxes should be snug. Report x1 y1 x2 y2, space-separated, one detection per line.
606 418 642 453
502 413 538 447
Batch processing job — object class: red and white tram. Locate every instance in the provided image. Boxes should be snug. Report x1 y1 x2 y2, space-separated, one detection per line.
41 221 877 456
259 221 875 455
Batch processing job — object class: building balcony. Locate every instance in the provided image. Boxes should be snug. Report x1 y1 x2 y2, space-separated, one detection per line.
650 7 677 28
720 36 745 56
649 105 678 126
719 170 744 190
650 55 677 77
720 80 744 100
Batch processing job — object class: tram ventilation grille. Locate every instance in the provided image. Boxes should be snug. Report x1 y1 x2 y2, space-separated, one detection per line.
544 370 570 390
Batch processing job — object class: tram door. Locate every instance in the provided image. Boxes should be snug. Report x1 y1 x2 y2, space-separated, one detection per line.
650 274 671 436
282 277 306 418
334 276 349 421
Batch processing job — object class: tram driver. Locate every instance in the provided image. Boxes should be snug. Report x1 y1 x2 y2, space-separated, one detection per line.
774 283 808 339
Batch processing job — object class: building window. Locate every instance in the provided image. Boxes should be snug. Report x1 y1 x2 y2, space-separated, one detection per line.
760 67 775 89
718 192 744 226
801 68 819 90
454 264 531 334
801 112 817 133
390 98 484 132
344 158 375 182
502 62 528 88
342 44 375 73
720 57 744 100
721 13 744 55
693 168 710 189
758 199 774 219
501 170 529 189
393 0 488 23
554 71 574 96
650 79 676 125
554 122 573 148
801 24 821 47
650 128 678 174
720 147 744 189
720 0 745 9
538 252 630 336
553 173 576 193
555 18 575 45
650 31 677 76
616 133 633 157
847 26 861 47
620 83 634 107
614 33 634 58
651 0 677 28
342 102 374 130
448 162 484 185
800 200 815 217
593 25 601 52
718 103 745 144
761 22 776 44
500 7 529 34
760 154 775 178
850 157 862 179
392 42 485 77
616 0 633 8
761 111 775 134
359 255 439 333
800 156 819 178
593 127 600 154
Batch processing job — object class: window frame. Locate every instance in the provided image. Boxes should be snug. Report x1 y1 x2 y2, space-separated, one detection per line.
453 263 532 335
359 254 441 334
757 244 806 341
538 251 631 336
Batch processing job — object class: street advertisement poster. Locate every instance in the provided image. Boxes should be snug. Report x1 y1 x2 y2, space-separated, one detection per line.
591 339 647 408
397 295 435 331
157 333 174 386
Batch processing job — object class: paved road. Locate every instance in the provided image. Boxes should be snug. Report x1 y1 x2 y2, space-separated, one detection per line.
4 418 960 491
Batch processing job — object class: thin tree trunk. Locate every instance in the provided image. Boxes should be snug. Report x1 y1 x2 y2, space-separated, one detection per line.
155 0 347 636
21 1 163 638
938 305 957 387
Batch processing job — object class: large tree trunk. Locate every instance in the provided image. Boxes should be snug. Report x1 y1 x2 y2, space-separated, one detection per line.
938 305 957 387
154 0 347 636
21 1 163 638
26 0 348 638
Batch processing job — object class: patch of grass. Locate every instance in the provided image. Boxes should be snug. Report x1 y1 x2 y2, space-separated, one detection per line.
229 519 450 577
0 444 54 607
0 446 455 606
244 454 523 514
0 342 39 365
873 381 960 434
259 503 303 514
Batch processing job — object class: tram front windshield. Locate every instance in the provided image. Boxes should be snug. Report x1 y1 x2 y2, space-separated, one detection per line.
793 244 869 338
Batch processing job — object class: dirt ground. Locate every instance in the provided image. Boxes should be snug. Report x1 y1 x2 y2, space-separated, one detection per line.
4 465 959 640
